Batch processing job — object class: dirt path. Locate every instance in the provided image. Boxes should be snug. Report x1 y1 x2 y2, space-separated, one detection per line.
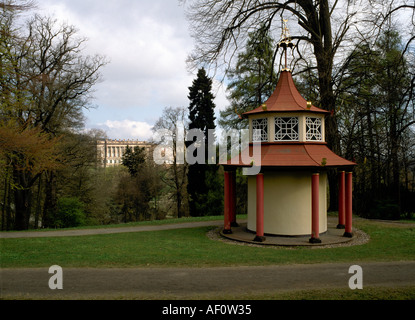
2 261 415 299
0 220 227 239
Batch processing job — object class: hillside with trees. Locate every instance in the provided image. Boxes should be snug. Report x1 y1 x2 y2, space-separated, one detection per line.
1 1 415 230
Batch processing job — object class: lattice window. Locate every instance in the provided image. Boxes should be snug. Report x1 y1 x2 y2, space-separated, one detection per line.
306 117 323 141
275 117 299 141
252 118 268 142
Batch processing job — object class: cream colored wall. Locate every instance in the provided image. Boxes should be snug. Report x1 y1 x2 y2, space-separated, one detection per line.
247 171 327 236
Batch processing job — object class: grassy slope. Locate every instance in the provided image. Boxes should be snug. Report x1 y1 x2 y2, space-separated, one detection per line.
1 218 414 269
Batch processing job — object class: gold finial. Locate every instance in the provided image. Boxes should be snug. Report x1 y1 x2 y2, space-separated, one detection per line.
281 19 291 42
278 18 295 71
307 101 312 109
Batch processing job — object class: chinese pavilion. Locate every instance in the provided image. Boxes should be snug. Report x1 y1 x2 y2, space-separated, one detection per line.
222 21 356 244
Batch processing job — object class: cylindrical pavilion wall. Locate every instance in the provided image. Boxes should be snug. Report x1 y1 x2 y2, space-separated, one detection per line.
247 170 327 236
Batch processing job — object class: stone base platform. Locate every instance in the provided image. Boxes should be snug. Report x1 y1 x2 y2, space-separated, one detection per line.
220 217 357 247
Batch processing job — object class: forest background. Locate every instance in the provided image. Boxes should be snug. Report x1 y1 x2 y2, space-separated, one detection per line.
1 0 415 231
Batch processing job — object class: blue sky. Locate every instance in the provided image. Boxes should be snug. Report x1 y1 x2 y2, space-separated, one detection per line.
37 0 229 140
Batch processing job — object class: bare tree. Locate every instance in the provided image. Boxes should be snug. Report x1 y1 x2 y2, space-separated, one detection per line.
1 9 107 229
153 107 189 218
183 0 369 211
0 0 35 12
184 0 375 149
183 0 415 211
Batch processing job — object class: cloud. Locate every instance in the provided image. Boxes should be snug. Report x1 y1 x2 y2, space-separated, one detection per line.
38 1 193 110
36 1 230 140
96 120 154 140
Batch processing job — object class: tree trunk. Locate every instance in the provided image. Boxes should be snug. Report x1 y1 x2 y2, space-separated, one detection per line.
13 170 33 230
42 171 57 228
390 119 401 219
34 175 42 229
1 176 8 231
308 1 341 211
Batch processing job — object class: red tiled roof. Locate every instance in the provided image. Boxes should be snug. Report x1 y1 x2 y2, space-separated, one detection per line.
224 143 356 168
243 71 330 116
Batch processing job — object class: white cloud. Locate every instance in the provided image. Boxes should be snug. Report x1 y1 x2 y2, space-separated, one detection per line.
35 1 230 141
97 120 154 140
38 1 193 109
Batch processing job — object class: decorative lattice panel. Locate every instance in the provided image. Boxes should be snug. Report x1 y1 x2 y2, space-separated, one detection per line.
275 117 299 141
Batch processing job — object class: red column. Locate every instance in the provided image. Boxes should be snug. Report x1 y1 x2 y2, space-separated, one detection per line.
223 171 232 234
309 173 322 244
344 171 353 238
337 171 346 229
230 171 238 227
254 173 266 242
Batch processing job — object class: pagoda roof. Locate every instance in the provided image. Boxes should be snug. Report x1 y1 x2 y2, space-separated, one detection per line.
224 142 356 169
243 70 330 116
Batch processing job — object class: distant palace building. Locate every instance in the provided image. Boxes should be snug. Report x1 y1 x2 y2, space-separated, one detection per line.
97 139 154 167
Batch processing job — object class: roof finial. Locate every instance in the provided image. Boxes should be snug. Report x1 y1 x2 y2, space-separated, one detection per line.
278 18 295 72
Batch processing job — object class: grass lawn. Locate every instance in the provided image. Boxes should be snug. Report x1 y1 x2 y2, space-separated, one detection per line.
1 216 414 269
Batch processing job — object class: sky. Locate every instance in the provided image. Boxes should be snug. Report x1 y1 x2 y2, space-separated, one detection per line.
36 0 229 141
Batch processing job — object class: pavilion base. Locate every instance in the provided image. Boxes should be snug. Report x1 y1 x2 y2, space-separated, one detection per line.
253 235 266 242
309 237 322 244
343 231 353 238
219 217 357 247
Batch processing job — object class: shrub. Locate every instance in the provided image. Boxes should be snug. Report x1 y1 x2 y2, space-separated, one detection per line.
55 197 86 228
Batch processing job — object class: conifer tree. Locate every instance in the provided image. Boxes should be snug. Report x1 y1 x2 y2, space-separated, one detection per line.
187 68 222 216
219 25 278 130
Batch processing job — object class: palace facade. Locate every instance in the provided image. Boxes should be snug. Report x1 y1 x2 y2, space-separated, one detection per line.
97 139 153 167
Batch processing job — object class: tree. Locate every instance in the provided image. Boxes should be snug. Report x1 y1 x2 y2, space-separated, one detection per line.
184 0 368 147
119 145 163 222
187 68 222 216
122 146 146 177
183 0 379 211
188 68 217 136
0 0 35 11
219 25 278 130
0 7 107 229
0 123 60 229
52 131 104 226
153 106 189 218
339 26 415 219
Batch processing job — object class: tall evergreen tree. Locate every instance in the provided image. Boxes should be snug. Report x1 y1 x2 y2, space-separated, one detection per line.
188 68 216 136
187 68 222 216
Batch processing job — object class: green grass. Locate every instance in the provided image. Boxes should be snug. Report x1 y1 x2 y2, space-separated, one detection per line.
1 218 414 269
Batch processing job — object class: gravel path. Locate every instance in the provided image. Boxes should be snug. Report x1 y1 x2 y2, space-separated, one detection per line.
2 261 415 299
0 220 226 239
